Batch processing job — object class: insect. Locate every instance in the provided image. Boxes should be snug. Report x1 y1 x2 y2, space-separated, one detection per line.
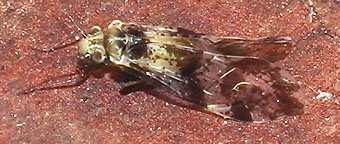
26 20 304 122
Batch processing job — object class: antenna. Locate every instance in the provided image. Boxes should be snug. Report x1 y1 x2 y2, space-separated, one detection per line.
19 11 93 95
67 15 86 38
38 11 87 52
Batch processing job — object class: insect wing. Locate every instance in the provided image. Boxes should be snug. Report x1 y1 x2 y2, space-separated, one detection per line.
197 56 303 122
115 21 304 122
198 36 304 122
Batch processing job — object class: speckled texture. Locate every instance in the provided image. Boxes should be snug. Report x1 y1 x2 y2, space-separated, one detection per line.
0 0 339 143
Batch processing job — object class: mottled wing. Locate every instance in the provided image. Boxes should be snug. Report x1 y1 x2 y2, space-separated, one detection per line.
195 56 303 122
197 36 304 122
119 22 304 122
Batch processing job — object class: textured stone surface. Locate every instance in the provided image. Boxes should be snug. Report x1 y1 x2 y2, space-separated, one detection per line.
0 0 339 143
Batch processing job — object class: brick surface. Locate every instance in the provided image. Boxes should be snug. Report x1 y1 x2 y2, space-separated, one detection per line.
0 0 339 143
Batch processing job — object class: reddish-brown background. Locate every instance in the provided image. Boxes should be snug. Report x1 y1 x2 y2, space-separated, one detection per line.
0 0 339 143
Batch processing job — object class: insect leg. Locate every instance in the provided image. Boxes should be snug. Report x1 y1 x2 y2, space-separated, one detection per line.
20 65 110 94
38 32 80 52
